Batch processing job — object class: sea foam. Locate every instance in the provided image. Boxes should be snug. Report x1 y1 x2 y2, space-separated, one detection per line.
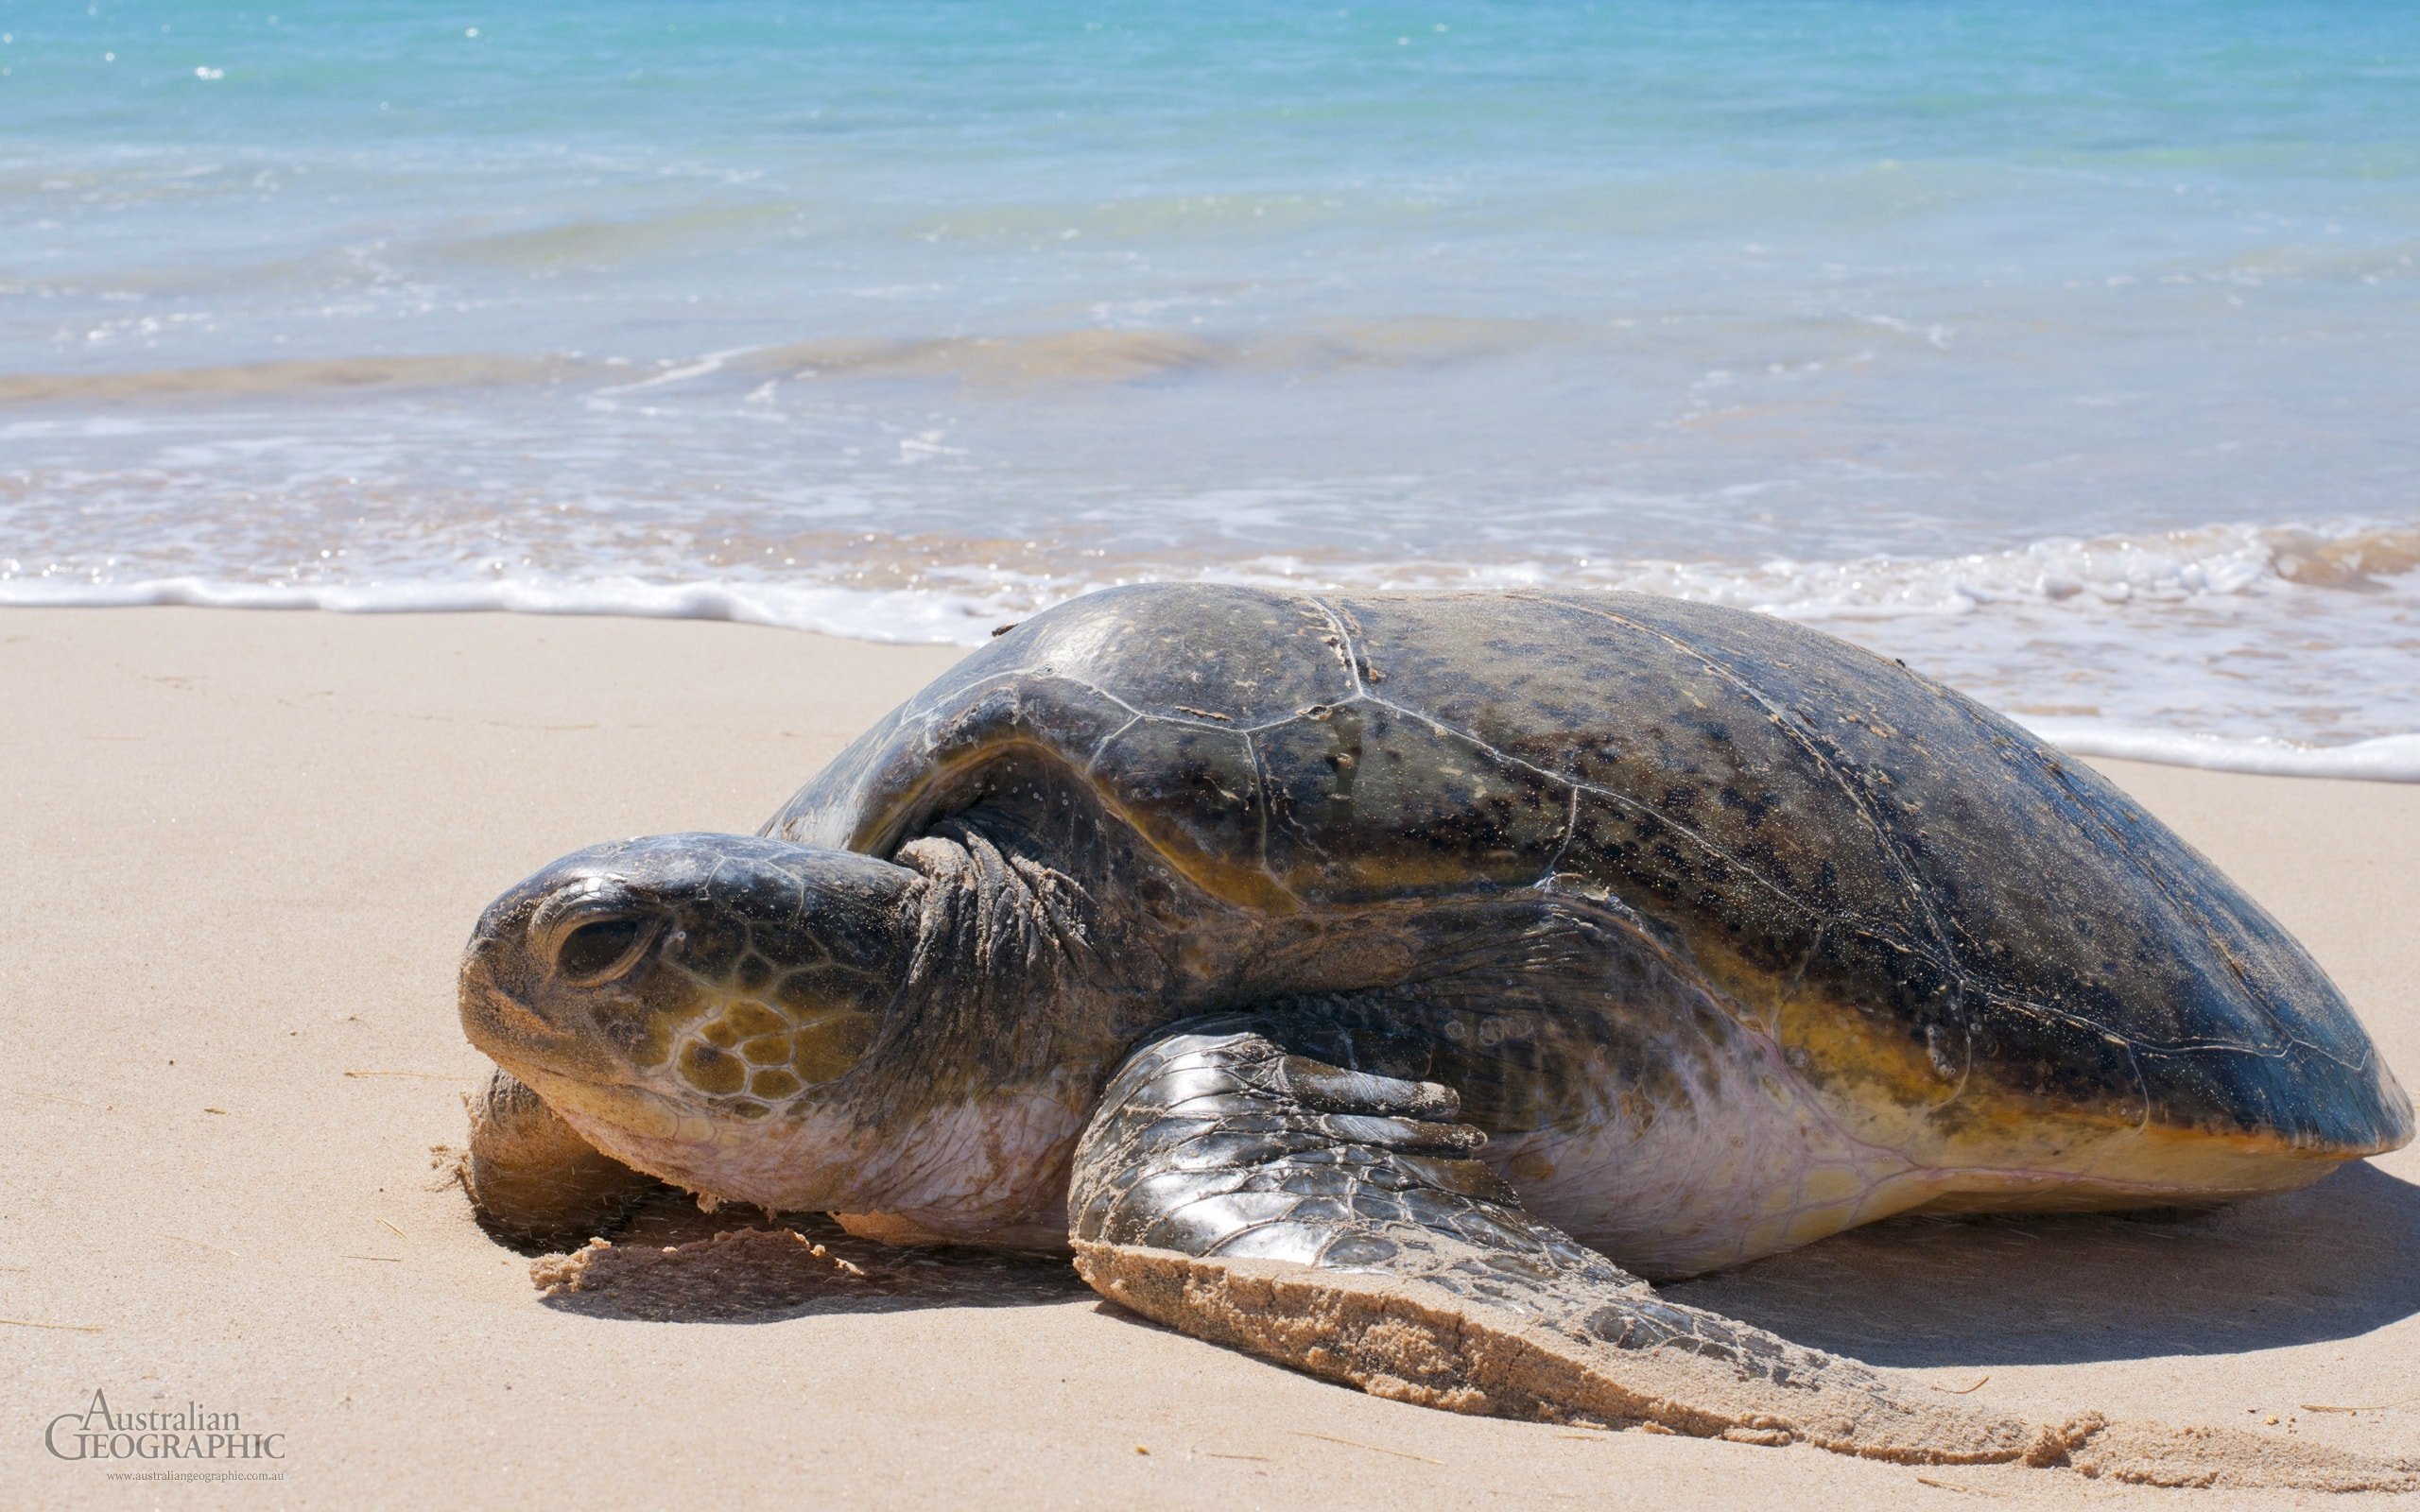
2015 721 2420 782
9 517 2416 782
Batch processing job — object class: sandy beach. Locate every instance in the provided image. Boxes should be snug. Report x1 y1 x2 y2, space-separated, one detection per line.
5 605 2415 1509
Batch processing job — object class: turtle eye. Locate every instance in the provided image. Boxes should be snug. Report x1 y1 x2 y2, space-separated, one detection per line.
554 915 655 985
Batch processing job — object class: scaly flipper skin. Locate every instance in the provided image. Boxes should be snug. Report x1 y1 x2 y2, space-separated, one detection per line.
466 1067 661 1250
1069 1025 2415 1490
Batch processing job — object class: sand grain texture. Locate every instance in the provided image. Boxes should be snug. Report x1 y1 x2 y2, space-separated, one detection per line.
4 608 2416 1508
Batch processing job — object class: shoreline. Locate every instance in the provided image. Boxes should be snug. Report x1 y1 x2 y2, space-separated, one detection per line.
4 605 2415 1508
4 593 2416 783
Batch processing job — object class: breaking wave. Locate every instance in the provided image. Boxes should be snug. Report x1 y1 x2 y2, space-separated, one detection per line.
8 519 2416 781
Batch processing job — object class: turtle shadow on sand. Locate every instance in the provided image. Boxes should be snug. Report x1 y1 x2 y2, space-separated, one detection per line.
518 1163 2420 1357
524 1187 1090 1324
1669 1161 2420 1367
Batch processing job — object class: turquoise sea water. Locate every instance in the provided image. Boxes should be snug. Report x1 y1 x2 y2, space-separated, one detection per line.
4 3 2418 771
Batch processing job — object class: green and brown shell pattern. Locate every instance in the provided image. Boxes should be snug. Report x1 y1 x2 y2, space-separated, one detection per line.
765 583 2411 1194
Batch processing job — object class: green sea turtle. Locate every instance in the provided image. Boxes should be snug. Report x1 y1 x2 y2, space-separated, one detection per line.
458 584 2412 1482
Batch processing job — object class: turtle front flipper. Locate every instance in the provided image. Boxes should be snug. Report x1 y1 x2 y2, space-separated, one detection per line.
1069 1025 2414 1490
465 1067 663 1251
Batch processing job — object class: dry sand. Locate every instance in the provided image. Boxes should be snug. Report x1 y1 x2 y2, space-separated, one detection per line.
4 606 2415 1509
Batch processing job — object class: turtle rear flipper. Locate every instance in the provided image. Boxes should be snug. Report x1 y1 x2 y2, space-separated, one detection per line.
466 1067 663 1251
1068 1025 2415 1491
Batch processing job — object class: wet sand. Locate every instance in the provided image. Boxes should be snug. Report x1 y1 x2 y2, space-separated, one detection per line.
4 607 2414 1508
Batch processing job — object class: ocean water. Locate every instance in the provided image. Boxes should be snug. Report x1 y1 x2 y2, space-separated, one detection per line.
5 2 2418 775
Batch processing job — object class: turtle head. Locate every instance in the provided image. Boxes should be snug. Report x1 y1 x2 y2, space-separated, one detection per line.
458 833 918 1203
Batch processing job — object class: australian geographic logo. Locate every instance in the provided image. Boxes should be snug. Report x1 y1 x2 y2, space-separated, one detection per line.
44 1389 285 1463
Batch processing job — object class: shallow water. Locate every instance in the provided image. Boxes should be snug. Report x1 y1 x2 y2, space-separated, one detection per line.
5 2 2417 773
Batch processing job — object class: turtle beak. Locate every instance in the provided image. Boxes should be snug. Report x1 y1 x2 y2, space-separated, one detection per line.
457 889 635 1084
458 931 570 1071
458 933 518 1032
